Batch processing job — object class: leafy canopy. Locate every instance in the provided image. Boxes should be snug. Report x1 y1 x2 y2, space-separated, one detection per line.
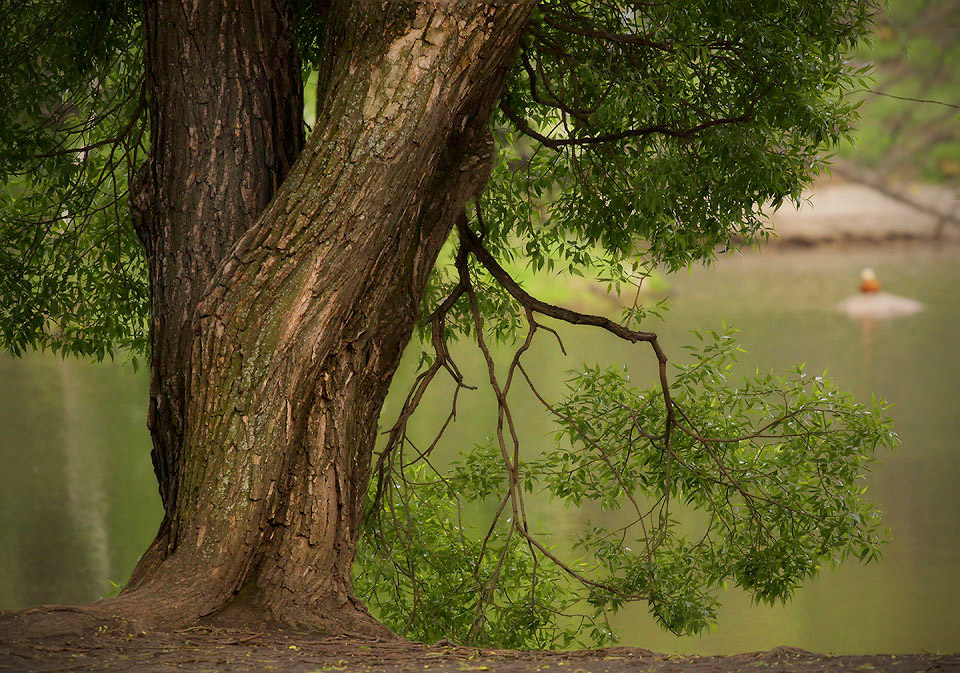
1 0 892 649
0 1 146 358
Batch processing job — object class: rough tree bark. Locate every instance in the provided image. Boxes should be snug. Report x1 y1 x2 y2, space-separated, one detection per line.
118 1 535 633
130 0 305 577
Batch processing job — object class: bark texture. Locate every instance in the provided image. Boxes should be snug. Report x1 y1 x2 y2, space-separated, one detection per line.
123 1 535 632
130 0 305 575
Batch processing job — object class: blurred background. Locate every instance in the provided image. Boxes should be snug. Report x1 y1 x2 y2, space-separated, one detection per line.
1 0 958 655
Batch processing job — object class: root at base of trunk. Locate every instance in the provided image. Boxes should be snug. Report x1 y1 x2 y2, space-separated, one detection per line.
0 586 397 645
204 587 396 640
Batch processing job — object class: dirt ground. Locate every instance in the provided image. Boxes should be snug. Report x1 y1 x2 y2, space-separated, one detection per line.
1 615 957 673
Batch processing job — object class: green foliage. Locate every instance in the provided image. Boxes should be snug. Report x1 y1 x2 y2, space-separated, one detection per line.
0 0 147 359
556 330 891 624
289 0 328 79
362 332 895 647
356 466 589 649
488 0 871 265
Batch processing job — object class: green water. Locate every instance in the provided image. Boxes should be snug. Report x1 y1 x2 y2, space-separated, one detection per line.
1 245 958 654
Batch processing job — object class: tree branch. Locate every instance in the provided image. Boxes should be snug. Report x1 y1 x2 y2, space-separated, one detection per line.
457 220 657 343
498 98 759 148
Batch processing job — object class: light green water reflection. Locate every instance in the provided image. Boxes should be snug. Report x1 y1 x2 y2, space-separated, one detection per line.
1 245 957 653
0 355 158 608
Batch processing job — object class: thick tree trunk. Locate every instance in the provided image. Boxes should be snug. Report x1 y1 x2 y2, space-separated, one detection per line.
122 1 534 632
130 0 305 575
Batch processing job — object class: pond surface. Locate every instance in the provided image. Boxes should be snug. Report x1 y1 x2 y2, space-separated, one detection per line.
1 245 958 654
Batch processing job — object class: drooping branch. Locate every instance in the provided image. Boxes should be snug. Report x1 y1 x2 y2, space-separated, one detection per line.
367 244 476 523
367 214 681 636
458 221 657 343
366 198 891 642
458 217 676 445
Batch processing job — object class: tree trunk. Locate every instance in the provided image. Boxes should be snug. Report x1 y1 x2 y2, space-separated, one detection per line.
130 0 305 576
122 1 534 632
